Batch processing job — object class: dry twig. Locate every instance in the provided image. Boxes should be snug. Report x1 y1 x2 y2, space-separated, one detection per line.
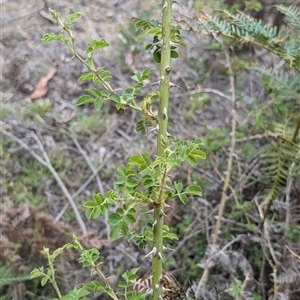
1 124 87 235
197 47 238 290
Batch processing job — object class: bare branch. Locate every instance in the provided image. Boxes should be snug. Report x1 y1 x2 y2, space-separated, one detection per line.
1 125 87 235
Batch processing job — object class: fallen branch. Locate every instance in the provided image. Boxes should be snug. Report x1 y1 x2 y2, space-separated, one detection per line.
1 124 87 235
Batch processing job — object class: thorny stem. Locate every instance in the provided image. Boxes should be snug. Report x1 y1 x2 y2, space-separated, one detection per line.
157 164 168 203
48 259 62 299
152 1 172 300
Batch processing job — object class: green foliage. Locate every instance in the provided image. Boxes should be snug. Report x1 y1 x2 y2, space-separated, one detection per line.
136 18 187 63
2 1 295 298
252 292 264 300
23 101 53 120
244 1 262 12
229 201 251 219
199 4 300 230
199 5 300 71
117 7 154 70
203 127 231 154
241 142 255 160
277 5 300 33
118 268 144 300
287 225 300 242
229 282 242 297
190 5 300 296
260 128 300 203
84 137 205 241
3 159 44 205
31 245 74 299
0 105 11 119
31 237 146 300
257 67 300 112
0 264 32 300
73 110 108 135
30 3 299 299
35 6 204 300
76 68 154 115
0 264 30 287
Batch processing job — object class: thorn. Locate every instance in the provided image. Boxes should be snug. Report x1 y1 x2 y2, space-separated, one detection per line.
162 1 168 12
149 124 159 133
164 203 174 209
169 82 183 89
160 209 170 221
142 209 154 215
158 252 164 262
172 0 183 5
148 124 173 137
145 247 157 258
146 80 160 87
152 220 157 228
162 107 168 120
163 245 175 252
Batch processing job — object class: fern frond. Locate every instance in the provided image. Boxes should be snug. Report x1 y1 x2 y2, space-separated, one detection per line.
133 277 152 294
253 67 300 109
133 274 196 300
277 5 300 34
209 250 253 277
199 6 300 71
277 269 300 284
223 10 279 39
200 11 280 43
260 135 300 204
0 265 30 287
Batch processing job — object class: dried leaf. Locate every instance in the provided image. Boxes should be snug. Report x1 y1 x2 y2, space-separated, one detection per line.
29 68 57 99
39 10 56 23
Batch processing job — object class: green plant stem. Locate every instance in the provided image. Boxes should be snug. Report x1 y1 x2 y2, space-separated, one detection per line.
64 28 112 92
48 257 62 299
292 116 300 142
92 265 119 300
152 1 172 300
61 25 146 116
